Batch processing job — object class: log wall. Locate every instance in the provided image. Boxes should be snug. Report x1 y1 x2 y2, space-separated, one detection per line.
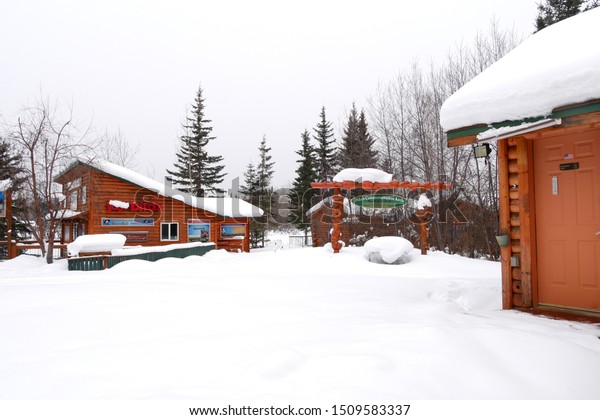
59 166 250 252
498 137 536 308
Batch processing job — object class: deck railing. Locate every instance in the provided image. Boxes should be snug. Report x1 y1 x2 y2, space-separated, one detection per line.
288 235 312 247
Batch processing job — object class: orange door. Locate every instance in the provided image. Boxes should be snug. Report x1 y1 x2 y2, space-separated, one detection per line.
534 128 600 312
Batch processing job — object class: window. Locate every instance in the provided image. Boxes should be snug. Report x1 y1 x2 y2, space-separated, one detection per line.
161 222 179 241
81 186 87 205
69 191 78 211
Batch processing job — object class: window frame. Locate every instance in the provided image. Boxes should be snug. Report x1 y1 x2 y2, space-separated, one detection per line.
160 222 179 242
69 190 78 211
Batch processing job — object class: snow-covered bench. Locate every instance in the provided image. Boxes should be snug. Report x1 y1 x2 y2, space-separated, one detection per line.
67 234 127 257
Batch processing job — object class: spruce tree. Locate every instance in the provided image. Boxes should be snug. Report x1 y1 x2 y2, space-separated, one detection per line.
289 130 317 236
0 138 29 258
357 110 378 168
0 139 21 185
239 162 259 206
241 136 276 247
256 136 275 203
339 104 360 169
535 0 598 32
167 86 226 196
339 104 379 169
312 106 337 182
240 161 263 248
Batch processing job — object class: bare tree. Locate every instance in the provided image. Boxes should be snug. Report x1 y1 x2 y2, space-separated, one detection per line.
366 21 522 259
95 128 140 169
8 95 94 263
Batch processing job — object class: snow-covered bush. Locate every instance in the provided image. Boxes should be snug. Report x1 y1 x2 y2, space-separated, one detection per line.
363 236 413 264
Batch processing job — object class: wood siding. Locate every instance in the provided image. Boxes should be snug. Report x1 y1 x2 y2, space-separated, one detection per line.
499 137 537 308
59 166 250 252
496 110 600 310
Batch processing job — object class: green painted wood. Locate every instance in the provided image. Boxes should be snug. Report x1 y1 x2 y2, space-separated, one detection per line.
68 244 216 271
68 256 105 271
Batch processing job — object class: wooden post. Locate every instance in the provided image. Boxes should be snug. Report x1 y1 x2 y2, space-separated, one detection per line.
5 189 16 259
331 188 344 253
414 188 431 255
516 137 533 308
419 221 428 255
497 139 512 310
415 204 432 255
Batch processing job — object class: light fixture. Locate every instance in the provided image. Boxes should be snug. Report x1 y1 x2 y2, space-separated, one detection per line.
473 143 491 159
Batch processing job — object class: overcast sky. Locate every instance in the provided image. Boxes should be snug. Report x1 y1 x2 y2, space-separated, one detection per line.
0 0 538 190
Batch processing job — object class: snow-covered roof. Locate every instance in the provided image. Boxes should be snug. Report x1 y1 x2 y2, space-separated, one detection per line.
58 159 263 218
333 168 393 183
475 118 561 142
58 210 83 219
440 8 600 132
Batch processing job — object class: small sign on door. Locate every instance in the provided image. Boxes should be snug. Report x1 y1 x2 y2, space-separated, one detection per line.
559 162 579 171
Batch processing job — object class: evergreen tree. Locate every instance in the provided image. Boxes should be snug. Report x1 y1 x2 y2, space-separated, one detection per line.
535 0 598 32
167 86 226 196
339 104 360 169
312 106 337 182
289 130 317 236
241 136 275 247
0 139 21 185
339 104 378 169
239 162 259 205
0 138 29 258
356 110 378 168
256 135 275 196
239 161 264 248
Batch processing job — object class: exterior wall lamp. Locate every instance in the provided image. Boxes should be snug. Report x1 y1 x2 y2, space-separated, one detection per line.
473 142 492 159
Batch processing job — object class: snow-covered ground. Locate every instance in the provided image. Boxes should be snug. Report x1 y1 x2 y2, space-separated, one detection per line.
1 246 599 401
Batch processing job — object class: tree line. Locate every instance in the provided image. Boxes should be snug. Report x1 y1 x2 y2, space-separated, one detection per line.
284 0 599 258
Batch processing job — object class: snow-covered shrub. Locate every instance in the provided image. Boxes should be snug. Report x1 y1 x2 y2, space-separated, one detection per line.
363 236 413 264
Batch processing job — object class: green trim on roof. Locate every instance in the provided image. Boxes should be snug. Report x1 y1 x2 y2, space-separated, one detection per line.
553 101 600 119
446 100 600 140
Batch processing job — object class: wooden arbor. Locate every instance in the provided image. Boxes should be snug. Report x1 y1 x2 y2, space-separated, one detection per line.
310 180 452 254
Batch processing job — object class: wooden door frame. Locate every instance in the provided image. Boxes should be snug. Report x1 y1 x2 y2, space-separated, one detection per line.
528 137 540 310
526 122 600 313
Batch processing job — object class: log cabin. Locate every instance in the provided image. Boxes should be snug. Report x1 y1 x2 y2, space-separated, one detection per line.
440 9 600 317
54 159 263 253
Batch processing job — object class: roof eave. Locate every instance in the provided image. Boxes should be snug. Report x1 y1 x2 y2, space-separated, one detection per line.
446 99 600 147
